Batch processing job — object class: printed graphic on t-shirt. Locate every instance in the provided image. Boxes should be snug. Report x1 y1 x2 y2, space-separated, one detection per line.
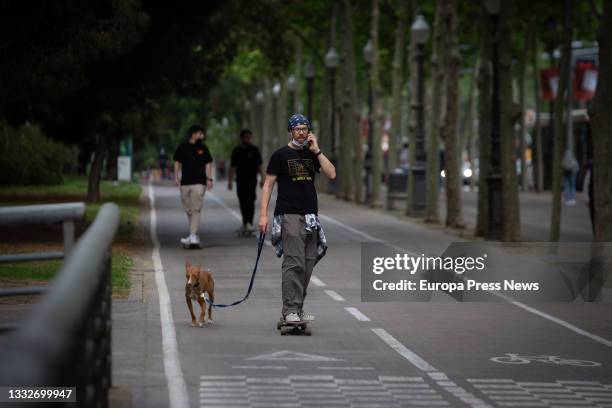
288 158 314 181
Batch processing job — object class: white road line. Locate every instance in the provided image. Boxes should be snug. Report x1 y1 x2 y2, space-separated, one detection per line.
310 276 326 287
345 307 371 321
320 211 612 349
510 300 612 348
371 328 437 372
324 289 346 302
231 365 288 370
318 366 374 370
148 182 189 408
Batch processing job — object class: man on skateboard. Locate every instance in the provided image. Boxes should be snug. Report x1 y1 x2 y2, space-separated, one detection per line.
259 114 336 325
173 125 214 248
228 129 264 236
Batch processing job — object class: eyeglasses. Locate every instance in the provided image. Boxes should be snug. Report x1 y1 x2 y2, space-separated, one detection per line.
292 127 309 133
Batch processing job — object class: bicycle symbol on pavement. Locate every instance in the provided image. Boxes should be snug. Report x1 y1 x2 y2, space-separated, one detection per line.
491 354 601 367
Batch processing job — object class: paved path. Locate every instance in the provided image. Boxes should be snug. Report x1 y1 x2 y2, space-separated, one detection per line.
386 185 593 242
112 181 612 408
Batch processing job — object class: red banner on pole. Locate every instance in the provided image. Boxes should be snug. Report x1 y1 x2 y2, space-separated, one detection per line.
574 60 598 101
540 68 559 101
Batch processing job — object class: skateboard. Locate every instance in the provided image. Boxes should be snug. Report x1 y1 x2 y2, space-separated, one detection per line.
277 318 312 336
236 228 254 238
182 243 202 250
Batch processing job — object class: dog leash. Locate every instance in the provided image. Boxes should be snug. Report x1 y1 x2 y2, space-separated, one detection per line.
205 232 266 308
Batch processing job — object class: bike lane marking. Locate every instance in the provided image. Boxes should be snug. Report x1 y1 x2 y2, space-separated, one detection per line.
148 182 189 408
345 306 371 321
324 289 346 302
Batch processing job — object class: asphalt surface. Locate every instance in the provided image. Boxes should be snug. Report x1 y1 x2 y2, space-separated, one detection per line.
113 181 612 408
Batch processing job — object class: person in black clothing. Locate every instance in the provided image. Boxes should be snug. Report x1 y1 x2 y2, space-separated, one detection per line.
259 114 336 323
173 125 214 247
228 129 264 234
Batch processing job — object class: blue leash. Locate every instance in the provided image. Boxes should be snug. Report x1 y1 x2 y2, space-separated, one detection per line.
205 232 266 308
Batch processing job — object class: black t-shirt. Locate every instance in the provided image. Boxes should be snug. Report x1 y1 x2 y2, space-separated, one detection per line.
266 145 321 215
230 143 262 184
173 142 213 185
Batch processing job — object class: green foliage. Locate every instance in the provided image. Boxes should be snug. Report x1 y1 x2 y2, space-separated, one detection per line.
0 122 69 186
0 252 133 290
224 48 269 83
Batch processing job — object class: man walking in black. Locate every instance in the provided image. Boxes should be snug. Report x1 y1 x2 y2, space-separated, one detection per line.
228 129 264 234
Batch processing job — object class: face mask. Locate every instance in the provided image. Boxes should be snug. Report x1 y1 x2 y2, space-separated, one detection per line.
290 138 307 148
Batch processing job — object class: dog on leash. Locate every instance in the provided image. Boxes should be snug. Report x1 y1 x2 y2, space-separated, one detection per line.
185 261 215 326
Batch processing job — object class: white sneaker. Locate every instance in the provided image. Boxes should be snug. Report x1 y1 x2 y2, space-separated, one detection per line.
180 236 190 245
189 234 200 245
245 223 254 232
285 313 300 323
299 312 315 322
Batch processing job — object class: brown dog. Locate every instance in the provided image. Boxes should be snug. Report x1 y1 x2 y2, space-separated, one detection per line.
185 261 215 326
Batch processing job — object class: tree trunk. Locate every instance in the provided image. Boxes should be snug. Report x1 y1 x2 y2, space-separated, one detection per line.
424 0 444 223
369 0 383 207
518 18 534 192
319 3 338 194
461 59 478 192
500 0 520 241
87 132 109 203
589 1 612 241
532 30 544 193
475 3 492 237
339 0 359 202
105 135 118 181
338 0 361 200
440 0 464 228
388 2 407 174
549 0 573 242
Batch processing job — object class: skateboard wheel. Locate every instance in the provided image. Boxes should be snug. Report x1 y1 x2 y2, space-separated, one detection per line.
304 327 312 336
280 327 288 336
277 321 282 330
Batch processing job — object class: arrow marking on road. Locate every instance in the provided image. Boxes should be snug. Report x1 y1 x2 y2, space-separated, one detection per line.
247 350 342 362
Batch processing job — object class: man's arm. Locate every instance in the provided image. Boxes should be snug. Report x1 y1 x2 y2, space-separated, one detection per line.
228 166 236 190
174 161 181 186
317 153 336 180
258 174 277 233
205 162 214 190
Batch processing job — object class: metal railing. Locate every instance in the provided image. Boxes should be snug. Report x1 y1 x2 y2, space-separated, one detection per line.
0 203 120 408
0 202 86 298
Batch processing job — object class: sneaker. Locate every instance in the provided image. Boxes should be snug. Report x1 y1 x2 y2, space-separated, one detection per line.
299 312 315 322
285 313 300 323
180 236 191 245
189 234 201 245
245 223 254 232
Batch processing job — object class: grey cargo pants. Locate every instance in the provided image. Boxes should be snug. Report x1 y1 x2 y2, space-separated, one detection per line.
281 214 317 317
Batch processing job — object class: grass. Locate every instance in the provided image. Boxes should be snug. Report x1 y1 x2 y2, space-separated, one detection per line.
0 175 142 242
0 176 141 294
0 252 133 291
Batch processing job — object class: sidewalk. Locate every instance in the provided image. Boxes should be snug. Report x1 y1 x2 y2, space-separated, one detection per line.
382 184 592 242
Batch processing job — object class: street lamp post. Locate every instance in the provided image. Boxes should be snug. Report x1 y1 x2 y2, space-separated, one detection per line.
484 0 503 239
272 82 281 149
325 47 340 162
304 61 315 121
410 15 430 216
363 39 374 203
